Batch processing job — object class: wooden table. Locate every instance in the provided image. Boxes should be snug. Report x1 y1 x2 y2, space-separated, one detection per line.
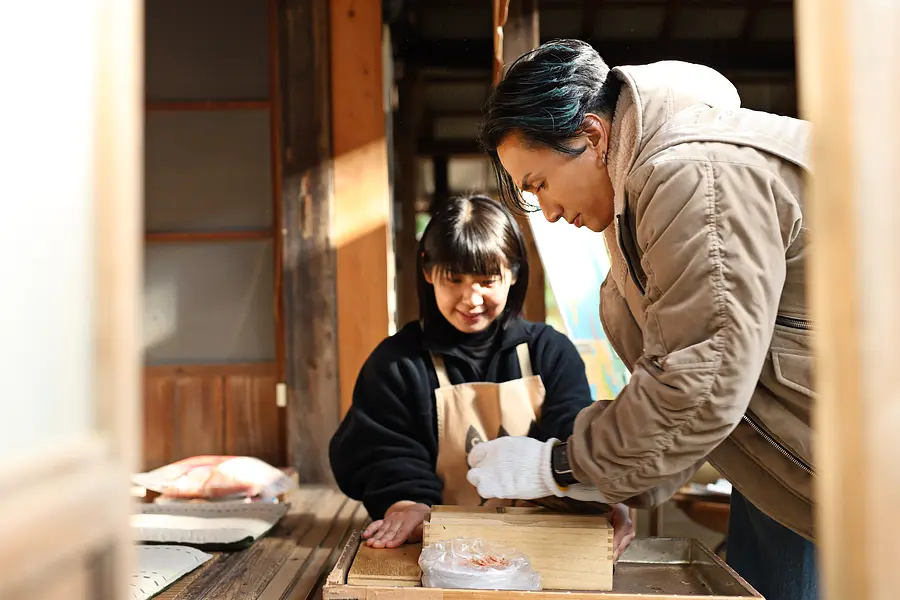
156 486 367 600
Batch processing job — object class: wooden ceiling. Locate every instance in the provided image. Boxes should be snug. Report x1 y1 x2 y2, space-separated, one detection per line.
387 0 798 155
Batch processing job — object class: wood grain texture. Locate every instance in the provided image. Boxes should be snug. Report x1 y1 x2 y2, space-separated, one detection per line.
423 506 613 591
331 0 393 418
163 486 351 600
347 544 422 587
225 369 283 465
172 373 225 459
280 0 341 483
796 0 900 598
143 363 284 471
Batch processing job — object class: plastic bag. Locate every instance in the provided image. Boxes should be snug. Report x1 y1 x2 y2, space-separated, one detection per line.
418 538 542 591
133 456 297 500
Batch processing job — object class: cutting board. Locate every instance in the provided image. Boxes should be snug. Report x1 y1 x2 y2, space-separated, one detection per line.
423 505 613 590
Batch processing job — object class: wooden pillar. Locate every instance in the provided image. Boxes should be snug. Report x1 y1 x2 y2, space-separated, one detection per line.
280 0 340 482
494 0 546 323
331 0 394 416
796 1 900 598
395 67 424 325
432 153 449 213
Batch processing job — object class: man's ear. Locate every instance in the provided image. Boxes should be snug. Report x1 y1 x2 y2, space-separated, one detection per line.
582 113 610 153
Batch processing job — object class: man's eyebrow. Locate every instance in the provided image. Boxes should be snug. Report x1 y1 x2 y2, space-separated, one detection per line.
520 172 533 191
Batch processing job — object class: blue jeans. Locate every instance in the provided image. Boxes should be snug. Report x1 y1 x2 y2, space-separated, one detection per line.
726 490 819 600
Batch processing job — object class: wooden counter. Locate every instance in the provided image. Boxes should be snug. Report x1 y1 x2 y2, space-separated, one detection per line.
156 486 367 600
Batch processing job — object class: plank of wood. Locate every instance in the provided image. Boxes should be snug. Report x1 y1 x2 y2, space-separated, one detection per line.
143 371 174 470
424 506 613 591
331 0 393 418
224 368 283 466
346 543 422 587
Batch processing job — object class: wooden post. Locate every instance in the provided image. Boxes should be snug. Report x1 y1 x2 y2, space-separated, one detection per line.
493 0 546 323
331 0 394 416
395 67 424 326
796 1 900 598
280 0 340 482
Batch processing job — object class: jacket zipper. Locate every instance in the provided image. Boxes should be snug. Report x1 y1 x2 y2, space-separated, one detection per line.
741 412 815 476
775 315 813 331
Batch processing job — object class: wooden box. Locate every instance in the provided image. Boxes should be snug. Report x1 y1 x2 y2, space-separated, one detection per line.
422 506 613 591
324 534 765 600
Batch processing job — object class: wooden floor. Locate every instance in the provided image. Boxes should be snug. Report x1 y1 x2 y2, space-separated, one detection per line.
157 486 367 600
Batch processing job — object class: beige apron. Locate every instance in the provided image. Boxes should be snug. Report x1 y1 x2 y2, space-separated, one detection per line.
432 343 547 506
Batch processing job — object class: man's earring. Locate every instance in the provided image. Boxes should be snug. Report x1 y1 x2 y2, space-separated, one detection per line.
601 151 608 165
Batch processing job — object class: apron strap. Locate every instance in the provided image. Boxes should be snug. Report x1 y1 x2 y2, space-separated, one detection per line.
516 342 534 378
430 353 452 388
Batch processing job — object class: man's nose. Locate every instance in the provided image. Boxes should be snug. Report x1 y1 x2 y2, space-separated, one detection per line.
541 200 563 223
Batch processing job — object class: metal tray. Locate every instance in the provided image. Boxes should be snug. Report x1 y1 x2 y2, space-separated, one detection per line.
324 533 762 600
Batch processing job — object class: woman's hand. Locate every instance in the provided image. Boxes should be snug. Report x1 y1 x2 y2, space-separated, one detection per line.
608 503 636 561
363 502 431 548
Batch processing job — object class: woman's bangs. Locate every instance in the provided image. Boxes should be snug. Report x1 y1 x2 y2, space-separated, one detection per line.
430 233 508 279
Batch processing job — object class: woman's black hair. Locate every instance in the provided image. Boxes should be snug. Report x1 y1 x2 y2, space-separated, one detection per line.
417 193 529 329
477 39 622 213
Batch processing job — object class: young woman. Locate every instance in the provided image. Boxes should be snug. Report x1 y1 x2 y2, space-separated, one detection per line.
465 40 817 600
329 193 634 555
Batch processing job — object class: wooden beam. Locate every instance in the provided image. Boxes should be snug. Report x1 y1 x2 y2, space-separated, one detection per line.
658 0 680 39
405 39 797 72
331 0 394 417
740 0 766 40
395 67 425 325
269 0 286 388
581 0 602 40
495 0 546 323
280 0 340 483
796 0 900 598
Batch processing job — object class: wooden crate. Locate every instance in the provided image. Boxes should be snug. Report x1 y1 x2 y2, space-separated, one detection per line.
323 532 765 600
423 506 613 591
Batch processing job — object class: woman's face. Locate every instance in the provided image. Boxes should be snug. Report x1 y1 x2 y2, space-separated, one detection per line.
425 267 516 333
496 117 615 232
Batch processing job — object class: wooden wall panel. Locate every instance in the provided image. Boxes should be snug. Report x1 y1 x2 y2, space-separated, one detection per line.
172 374 225 458
142 363 283 471
331 0 394 417
225 370 282 465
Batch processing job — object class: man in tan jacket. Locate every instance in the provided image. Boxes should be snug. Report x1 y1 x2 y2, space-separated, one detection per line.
467 40 817 600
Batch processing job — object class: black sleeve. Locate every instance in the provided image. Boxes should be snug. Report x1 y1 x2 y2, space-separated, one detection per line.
328 352 442 519
531 327 595 442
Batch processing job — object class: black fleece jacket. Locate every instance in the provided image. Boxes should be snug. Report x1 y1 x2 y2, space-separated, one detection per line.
328 317 594 519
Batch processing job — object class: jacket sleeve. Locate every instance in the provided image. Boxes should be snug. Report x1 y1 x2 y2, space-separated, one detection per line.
532 327 594 441
329 354 442 519
568 157 792 503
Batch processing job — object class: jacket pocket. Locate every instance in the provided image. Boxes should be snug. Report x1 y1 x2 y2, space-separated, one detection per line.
751 315 815 471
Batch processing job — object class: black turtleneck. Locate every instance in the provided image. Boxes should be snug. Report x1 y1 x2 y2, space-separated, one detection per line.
427 315 500 380
329 317 595 519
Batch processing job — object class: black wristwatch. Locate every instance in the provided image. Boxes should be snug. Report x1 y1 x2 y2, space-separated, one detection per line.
551 441 579 487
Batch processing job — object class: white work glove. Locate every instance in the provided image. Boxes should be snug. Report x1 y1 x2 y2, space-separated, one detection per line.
466 437 564 500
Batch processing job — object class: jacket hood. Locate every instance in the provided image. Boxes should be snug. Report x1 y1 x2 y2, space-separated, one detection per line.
609 60 742 179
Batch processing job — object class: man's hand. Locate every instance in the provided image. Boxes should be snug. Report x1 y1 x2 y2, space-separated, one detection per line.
466 437 563 500
608 503 636 562
362 502 431 548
